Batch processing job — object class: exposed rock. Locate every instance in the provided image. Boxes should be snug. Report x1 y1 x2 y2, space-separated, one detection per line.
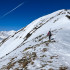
32 52 37 57
59 66 68 70
42 48 48 52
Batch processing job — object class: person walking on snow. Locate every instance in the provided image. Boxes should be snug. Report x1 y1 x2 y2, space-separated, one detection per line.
47 30 52 41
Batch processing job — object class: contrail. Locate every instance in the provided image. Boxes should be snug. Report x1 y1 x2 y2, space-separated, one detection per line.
1 2 24 18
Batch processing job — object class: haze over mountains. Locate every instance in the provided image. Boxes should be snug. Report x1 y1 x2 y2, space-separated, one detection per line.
0 30 16 42
0 9 70 70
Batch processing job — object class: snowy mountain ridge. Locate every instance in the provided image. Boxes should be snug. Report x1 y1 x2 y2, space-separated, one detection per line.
0 9 70 70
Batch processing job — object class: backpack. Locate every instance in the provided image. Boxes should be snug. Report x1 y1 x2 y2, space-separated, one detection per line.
47 32 50 36
47 31 51 36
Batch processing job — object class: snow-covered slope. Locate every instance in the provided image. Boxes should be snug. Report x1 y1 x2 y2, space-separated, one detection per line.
0 30 16 42
0 9 70 70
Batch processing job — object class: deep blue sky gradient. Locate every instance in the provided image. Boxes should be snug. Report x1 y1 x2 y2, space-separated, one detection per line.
0 0 70 31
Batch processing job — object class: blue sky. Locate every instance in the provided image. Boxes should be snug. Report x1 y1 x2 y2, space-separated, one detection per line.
0 0 70 31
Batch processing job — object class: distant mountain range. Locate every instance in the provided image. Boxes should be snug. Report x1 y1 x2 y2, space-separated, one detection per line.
0 30 16 42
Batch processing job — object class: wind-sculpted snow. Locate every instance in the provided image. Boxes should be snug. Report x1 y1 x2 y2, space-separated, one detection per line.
0 9 70 70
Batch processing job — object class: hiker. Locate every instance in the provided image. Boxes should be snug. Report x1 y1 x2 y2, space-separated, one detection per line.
47 30 52 41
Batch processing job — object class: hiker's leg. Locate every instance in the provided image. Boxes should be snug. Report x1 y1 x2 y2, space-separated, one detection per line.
49 36 51 41
50 36 51 40
49 36 50 40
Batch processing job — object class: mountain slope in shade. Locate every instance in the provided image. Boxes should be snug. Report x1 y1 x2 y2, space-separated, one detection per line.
0 9 70 70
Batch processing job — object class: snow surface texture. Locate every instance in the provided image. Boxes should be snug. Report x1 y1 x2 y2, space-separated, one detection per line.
0 9 70 70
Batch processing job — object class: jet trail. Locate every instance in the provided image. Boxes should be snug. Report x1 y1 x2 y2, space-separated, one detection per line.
1 2 24 18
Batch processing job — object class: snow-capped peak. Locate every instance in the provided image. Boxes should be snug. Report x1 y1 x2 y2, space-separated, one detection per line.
0 9 70 58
